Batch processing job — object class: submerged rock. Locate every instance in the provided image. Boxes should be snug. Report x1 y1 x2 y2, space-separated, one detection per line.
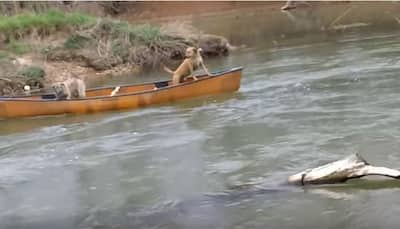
192 34 232 56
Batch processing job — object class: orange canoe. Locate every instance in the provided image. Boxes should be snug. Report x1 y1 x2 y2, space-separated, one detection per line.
0 67 242 119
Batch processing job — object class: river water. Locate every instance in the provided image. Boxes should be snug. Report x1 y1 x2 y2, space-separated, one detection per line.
2 4 400 229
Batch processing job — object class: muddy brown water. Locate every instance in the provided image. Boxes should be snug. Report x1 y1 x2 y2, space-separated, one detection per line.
2 3 400 229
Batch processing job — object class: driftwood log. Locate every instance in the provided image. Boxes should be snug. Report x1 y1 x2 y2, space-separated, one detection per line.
288 154 400 185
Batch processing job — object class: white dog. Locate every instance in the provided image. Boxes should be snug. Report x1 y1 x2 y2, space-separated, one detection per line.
52 75 86 100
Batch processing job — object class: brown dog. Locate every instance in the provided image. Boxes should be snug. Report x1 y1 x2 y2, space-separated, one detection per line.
52 74 86 100
163 47 212 85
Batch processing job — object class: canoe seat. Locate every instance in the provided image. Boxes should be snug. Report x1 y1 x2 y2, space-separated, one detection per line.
42 94 57 100
154 81 169 89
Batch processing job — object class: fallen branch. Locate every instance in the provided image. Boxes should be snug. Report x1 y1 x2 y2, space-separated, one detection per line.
0 77 12 82
328 6 354 29
331 22 369 31
288 154 400 185
394 16 400 24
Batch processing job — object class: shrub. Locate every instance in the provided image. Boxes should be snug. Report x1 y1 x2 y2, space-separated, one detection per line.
20 66 45 79
20 66 45 88
64 34 90 49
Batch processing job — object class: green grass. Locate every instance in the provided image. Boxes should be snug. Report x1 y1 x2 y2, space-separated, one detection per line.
0 50 10 61
0 9 165 45
6 41 31 55
0 10 95 38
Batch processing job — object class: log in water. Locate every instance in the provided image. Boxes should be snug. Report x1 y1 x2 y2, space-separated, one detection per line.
288 154 400 185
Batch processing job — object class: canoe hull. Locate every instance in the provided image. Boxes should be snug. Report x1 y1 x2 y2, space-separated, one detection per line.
0 68 242 118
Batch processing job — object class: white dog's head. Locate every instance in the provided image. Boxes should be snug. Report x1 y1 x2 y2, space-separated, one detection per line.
52 82 68 100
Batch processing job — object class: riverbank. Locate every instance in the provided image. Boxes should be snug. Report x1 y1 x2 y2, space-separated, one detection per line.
0 9 232 96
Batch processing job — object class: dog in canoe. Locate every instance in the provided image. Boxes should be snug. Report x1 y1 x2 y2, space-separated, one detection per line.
163 46 212 85
52 74 86 100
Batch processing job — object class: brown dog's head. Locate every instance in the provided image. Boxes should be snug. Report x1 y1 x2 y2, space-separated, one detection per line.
185 47 198 58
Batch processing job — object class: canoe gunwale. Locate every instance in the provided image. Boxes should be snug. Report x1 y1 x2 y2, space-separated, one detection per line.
0 67 243 103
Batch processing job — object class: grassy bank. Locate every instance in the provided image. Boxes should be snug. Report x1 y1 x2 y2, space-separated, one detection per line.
0 10 95 40
0 10 195 68
62 18 190 68
43 12 229 70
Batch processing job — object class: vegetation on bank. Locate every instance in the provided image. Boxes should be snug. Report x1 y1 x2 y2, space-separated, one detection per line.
0 10 231 96
0 10 95 40
0 10 229 66
43 17 200 71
